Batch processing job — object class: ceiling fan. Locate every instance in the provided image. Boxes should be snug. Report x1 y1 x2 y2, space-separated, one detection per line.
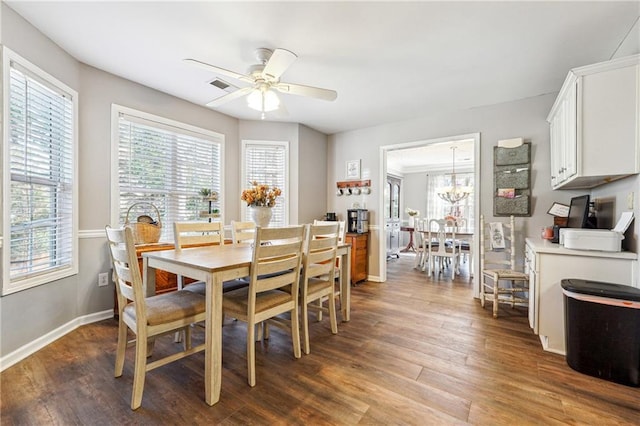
184 48 337 119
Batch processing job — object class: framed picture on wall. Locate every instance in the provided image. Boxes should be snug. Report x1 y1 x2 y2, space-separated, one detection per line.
346 159 361 179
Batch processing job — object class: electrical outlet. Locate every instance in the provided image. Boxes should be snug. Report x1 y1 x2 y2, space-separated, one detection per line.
98 272 109 287
628 192 634 210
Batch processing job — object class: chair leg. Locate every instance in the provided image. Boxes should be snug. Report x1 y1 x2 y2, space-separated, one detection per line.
316 298 324 321
328 292 338 335
263 321 270 340
291 304 301 359
184 326 192 350
131 330 148 410
302 299 311 355
247 323 256 387
493 280 499 318
114 319 128 378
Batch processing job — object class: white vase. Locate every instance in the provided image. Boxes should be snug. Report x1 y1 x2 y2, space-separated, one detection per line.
408 216 415 228
250 206 273 228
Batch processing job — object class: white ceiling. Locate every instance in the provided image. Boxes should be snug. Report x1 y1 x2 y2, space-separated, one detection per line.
387 139 475 175
6 1 639 135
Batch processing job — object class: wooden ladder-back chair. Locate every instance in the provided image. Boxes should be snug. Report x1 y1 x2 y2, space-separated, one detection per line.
427 219 458 276
173 221 223 294
222 225 306 386
479 215 529 318
313 219 346 312
105 226 207 410
231 220 256 245
301 222 340 354
174 221 248 295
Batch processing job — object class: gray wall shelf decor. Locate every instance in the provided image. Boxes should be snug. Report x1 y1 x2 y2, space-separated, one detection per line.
493 142 531 216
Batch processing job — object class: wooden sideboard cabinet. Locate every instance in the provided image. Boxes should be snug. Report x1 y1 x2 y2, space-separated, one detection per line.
345 233 368 284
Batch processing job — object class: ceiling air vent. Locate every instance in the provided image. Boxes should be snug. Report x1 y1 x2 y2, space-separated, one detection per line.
209 78 237 93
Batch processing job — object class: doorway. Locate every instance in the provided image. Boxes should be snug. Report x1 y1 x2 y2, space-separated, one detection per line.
378 133 480 297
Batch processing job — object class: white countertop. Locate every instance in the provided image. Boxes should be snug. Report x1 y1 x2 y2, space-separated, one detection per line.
525 237 637 259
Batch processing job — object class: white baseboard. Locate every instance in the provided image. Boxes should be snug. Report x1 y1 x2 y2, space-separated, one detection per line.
0 309 114 372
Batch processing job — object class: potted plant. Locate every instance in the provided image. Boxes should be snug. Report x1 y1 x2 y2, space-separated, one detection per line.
199 188 218 201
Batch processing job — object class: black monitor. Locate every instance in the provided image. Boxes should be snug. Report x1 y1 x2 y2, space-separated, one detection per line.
566 195 591 229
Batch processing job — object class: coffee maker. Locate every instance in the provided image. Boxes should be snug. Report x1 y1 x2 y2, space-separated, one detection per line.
347 209 369 233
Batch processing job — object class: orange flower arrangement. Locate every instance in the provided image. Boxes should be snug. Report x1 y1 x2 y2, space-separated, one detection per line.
241 181 281 207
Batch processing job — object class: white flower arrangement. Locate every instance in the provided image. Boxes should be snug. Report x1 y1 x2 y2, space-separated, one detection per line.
405 207 419 216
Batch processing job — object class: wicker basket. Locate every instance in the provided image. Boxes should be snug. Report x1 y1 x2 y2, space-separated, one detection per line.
125 202 162 244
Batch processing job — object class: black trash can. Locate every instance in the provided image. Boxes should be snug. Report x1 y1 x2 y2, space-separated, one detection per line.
561 279 640 387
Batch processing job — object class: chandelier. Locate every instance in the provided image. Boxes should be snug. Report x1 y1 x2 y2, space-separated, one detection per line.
437 146 471 205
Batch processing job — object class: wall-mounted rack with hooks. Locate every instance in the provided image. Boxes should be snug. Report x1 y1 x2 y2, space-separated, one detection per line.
336 179 371 196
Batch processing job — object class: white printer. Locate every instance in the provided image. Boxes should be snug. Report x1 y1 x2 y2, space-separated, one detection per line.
560 212 634 252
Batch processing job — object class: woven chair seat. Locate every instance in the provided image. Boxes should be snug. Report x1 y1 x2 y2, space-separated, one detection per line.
123 290 205 326
482 269 528 280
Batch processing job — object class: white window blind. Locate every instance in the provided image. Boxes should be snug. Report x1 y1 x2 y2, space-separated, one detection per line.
242 141 288 227
116 109 223 242
3 50 78 294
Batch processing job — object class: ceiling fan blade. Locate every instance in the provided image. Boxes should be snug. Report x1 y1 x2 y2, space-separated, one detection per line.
183 58 254 84
206 86 254 108
262 49 297 81
273 82 337 101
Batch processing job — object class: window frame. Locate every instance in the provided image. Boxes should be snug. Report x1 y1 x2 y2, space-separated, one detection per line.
110 105 225 241
2 47 79 295
240 140 289 226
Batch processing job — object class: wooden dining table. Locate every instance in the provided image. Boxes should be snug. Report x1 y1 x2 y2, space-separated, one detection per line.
142 242 352 405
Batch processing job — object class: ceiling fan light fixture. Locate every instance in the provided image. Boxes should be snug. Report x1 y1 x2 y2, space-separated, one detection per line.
247 89 280 113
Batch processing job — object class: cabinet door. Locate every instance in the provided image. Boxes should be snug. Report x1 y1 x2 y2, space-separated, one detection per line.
562 81 578 182
550 81 578 189
525 244 538 333
549 112 563 187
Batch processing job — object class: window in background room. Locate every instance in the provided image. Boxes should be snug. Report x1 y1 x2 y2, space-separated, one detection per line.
2 48 79 295
112 105 224 242
425 172 474 231
241 141 289 227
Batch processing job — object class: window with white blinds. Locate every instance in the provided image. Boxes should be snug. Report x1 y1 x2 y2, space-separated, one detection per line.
241 141 289 227
113 106 224 242
2 48 78 295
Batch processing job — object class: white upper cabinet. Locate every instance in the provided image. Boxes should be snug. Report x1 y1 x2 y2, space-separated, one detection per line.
547 55 639 189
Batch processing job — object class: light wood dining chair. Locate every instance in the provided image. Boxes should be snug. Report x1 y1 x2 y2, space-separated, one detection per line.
174 221 248 295
222 225 306 386
479 215 529 318
231 220 256 245
173 221 247 338
312 219 346 313
173 221 223 293
105 226 207 410
300 222 340 354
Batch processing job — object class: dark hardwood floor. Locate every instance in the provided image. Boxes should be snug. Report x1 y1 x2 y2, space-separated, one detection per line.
2 254 639 425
